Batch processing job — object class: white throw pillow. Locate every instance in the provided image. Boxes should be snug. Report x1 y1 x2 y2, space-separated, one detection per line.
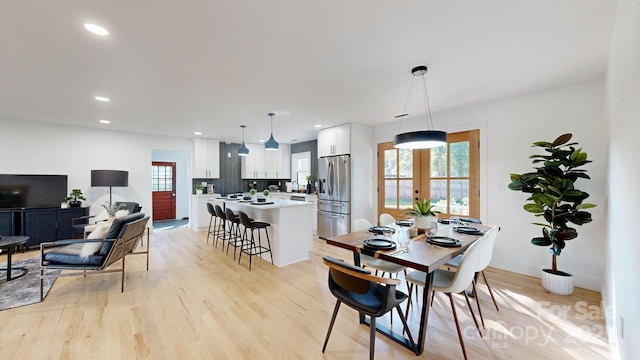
79 242 103 260
115 209 130 218
87 225 110 239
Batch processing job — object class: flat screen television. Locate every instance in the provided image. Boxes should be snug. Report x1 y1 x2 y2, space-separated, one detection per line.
0 174 68 209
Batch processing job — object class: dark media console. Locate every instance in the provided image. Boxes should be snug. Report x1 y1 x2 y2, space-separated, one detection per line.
0 207 88 248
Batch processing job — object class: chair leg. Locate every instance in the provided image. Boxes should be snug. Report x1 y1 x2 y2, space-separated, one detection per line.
462 291 482 338
447 293 468 360
323 300 341 353
40 269 44 302
207 215 213 244
369 316 376 360
472 280 485 328
481 270 500 311
121 254 126 293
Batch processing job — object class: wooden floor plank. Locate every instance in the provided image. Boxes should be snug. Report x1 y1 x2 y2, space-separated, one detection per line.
0 228 609 359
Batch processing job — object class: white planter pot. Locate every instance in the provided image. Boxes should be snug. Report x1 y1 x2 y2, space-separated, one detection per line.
195 189 203 195
541 269 574 295
413 217 429 230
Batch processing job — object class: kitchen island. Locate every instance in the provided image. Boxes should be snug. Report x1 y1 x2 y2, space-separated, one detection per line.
222 198 314 267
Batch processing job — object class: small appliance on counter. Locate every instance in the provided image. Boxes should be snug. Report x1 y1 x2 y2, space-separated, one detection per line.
207 184 215 194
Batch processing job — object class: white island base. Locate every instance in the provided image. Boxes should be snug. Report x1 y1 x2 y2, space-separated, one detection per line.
224 200 313 267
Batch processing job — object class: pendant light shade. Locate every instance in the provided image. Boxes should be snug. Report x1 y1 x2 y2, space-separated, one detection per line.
264 112 279 151
394 65 447 149
238 125 249 157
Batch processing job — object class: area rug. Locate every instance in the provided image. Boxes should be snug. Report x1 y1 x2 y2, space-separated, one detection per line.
0 258 60 311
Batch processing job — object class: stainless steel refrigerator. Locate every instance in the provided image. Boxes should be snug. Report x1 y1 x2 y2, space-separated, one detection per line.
317 155 351 239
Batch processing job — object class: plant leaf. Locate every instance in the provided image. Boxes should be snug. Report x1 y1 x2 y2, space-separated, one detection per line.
552 133 573 147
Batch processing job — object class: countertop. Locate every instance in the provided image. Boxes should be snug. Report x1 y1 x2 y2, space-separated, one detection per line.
221 198 313 209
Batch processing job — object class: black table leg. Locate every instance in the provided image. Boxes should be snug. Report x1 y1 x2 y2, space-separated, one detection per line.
416 272 434 355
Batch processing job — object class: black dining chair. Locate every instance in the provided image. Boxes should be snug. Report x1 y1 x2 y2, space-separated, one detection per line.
322 255 416 360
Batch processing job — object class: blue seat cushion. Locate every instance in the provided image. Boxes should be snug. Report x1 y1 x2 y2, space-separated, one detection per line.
44 252 105 266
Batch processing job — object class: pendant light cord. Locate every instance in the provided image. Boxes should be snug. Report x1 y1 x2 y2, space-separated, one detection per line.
420 75 434 130
397 76 415 133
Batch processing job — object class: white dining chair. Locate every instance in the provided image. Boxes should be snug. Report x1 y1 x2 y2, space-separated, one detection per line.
443 226 500 327
352 218 407 277
404 235 486 360
379 213 396 226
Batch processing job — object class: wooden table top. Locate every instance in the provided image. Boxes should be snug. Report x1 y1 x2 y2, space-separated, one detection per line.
325 223 495 273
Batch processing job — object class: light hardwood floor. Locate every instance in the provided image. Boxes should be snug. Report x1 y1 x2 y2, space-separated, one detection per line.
0 228 610 359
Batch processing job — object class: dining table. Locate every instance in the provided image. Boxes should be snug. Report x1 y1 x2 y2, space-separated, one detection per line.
324 222 496 356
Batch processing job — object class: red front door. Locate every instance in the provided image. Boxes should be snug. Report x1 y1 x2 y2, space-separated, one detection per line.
152 161 176 221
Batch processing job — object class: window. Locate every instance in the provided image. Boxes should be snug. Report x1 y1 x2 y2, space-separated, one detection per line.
152 164 174 192
291 151 311 185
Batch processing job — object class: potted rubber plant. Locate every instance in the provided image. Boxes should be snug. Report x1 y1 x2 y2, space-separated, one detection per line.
508 133 596 295
405 198 440 230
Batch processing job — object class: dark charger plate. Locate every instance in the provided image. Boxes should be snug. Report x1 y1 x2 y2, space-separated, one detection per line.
427 236 462 247
368 226 395 235
362 238 396 250
454 226 484 235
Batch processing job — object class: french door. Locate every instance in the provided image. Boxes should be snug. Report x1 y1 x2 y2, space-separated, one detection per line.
377 130 479 221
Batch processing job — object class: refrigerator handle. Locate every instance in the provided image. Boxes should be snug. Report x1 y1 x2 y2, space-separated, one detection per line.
328 161 334 196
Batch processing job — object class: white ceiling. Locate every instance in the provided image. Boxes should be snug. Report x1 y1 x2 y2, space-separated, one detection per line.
0 1 616 145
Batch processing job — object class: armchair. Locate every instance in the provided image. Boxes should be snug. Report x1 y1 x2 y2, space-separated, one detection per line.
40 212 149 301
70 201 142 238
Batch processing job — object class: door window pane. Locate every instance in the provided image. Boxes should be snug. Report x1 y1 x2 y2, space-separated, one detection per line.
430 145 447 177
450 180 469 215
430 180 448 213
399 179 413 209
399 149 413 178
384 179 397 208
384 149 397 178
450 142 469 177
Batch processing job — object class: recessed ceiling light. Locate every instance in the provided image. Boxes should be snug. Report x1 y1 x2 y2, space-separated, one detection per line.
95 96 110 102
84 23 109 36
194 131 202 135
314 124 322 128
259 139 265 143
99 119 111 124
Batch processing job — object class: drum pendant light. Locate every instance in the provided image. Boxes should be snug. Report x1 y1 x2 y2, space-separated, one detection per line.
238 125 249 156
264 112 279 151
394 65 447 149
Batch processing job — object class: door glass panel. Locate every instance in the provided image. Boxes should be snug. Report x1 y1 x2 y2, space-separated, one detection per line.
450 141 469 177
384 149 397 178
399 179 413 209
384 179 397 208
430 145 447 177
450 180 469 215
398 149 413 178
430 179 448 213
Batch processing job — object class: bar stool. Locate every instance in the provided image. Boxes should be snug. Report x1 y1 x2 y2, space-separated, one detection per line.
206 203 222 247
225 208 243 260
237 211 274 271
214 205 228 251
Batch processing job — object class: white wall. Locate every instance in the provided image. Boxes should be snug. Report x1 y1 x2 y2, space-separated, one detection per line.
375 80 608 291
603 0 640 357
0 118 194 220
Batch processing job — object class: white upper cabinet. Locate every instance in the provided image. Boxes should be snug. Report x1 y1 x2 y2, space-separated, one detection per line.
317 123 351 157
242 143 291 179
193 138 220 178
